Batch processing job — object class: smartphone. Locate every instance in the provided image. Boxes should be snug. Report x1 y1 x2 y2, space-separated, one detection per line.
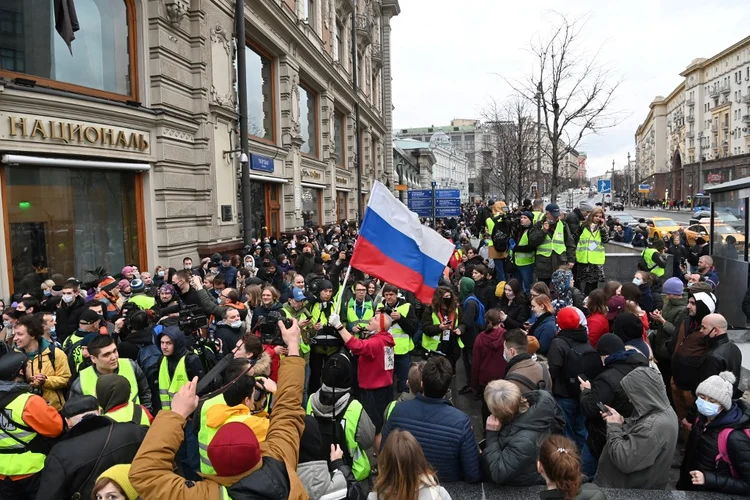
597 402 611 416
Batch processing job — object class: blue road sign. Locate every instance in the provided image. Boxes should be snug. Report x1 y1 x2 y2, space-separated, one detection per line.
435 189 461 199
435 198 461 208
638 184 650 190
597 179 611 193
411 207 434 217
407 189 432 199
435 207 461 217
407 199 433 209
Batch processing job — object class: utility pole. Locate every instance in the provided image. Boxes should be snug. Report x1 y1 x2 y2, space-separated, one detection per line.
626 151 631 208
536 80 542 199
351 4 363 221
236 0 252 245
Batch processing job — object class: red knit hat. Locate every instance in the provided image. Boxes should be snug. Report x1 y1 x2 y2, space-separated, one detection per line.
556 306 580 330
207 422 261 476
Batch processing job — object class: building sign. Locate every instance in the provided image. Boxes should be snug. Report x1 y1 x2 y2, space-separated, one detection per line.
302 167 322 180
707 173 722 183
1 113 150 154
335 176 348 185
250 153 274 173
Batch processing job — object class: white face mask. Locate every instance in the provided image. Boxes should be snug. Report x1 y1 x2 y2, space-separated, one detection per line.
229 320 243 329
696 397 721 418
62 295 75 304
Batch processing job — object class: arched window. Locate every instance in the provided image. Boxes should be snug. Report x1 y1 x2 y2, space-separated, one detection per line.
0 0 137 101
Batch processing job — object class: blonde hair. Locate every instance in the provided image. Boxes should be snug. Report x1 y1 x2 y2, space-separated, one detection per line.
484 379 529 425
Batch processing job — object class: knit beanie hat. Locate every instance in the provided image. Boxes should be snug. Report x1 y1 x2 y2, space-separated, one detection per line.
118 279 130 290
95 374 130 413
322 352 353 389
495 281 506 298
99 276 118 293
613 312 643 341
130 279 145 293
556 306 580 330
662 277 684 296
207 422 262 476
652 238 665 251
596 333 625 356
691 291 717 316
97 464 139 500
696 371 736 411
299 415 327 464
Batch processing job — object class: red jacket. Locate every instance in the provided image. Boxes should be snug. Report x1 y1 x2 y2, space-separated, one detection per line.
345 331 395 390
587 312 609 348
471 326 507 391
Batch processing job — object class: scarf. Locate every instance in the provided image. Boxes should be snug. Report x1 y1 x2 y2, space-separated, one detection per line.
310 383 351 419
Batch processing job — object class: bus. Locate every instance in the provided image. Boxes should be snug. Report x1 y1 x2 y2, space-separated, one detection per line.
692 194 710 212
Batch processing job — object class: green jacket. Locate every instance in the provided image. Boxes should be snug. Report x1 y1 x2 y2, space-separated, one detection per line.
651 293 688 362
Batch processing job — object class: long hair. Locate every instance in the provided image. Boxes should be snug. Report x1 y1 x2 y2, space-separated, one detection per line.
603 281 621 302
586 289 607 316
538 434 582 500
431 286 456 312
530 281 551 298
583 207 605 227
531 294 555 315
373 430 439 500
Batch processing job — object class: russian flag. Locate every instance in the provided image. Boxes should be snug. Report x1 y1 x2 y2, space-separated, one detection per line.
351 181 454 304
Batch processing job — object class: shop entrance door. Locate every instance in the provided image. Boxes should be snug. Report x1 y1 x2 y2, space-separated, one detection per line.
337 191 348 223
265 184 280 239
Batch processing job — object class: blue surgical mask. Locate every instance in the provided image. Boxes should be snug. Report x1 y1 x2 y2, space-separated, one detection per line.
696 397 721 417
43 289 52 297
503 351 510 362
230 320 243 329
632 277 642 286
217 297 222 304
158 270 165 277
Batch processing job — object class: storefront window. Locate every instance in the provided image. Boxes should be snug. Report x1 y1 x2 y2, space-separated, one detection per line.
711 197 746 261
336 191 348 223
6 166 140 294
249 181 267 240
0 0 134 98
334 111 345 167
245 45 275 142
299 84 317 156
302 188 320 227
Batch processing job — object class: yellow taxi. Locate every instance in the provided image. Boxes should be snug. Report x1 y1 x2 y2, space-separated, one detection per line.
646 217 681 240
684 220 745 248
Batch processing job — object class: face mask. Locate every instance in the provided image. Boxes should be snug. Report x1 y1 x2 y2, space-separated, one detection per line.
2 321 11 329
632 277 642 286
687 282 694 288
503 351 510 362
696 397 721 417
43 289 51 297
217 297 222 304
230 320 243 329
158 271 165 277
62 295 75 304
442 297 452 306
184 265 192 270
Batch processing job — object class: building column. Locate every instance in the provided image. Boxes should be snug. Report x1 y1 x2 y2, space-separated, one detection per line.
279 55 304 231
380 1 400 195
322 90 337 224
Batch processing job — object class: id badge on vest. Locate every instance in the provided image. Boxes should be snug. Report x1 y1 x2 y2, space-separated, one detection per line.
384 346 395 370
442 329 451 341
588 241 598 251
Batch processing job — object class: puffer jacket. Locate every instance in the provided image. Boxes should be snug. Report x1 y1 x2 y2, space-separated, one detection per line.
529 313 556 356
678 400 750 495
696 335 743 399
497 296 530 330
594 367 679 489
547 326 599 399
482 390 565 485
19 339 71 411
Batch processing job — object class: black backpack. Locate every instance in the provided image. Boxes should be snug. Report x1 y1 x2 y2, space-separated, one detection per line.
505 369 552 393
491 215 510 252
561 337 602 395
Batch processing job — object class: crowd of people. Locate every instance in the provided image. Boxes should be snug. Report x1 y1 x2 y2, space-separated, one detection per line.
0 197 748 500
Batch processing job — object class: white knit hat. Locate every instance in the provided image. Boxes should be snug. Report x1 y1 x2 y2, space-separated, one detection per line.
696 371 736 411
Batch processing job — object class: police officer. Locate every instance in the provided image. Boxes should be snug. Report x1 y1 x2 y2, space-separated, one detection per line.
377 284 418 393
0 352 64 499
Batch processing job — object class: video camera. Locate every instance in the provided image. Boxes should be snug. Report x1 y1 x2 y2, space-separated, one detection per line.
258 310 293 346
178 304 209 334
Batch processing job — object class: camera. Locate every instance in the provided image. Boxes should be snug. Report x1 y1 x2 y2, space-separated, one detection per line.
258 310 293 346
178 304 209 334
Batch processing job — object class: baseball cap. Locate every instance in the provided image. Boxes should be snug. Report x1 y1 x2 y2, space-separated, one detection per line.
545 203 561 217
292 288 306 302
79 309 103 325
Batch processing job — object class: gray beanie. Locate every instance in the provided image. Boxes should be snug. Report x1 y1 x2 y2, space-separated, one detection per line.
579 201 594 212
696 371 736 411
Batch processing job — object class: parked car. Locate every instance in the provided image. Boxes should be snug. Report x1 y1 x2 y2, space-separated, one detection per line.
608 212 638 229
684 222 745 248
690 211 745 233
646 217 681 240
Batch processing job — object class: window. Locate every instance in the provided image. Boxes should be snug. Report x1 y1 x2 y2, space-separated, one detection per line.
299 83 317 156
0 0 136 100
304 0 315 25
334 111 345 167
334 21 344 63
371 137 377 178
245 44 275 142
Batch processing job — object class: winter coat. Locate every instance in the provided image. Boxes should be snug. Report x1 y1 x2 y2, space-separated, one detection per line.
55 296 88 343
678 400 750 496
381 394 481 483
474 279 498 310
368 479 452 500
697 335 743 398
250 301 283 333
671 314 708 391
504 354 552 393
482 390 565 486
580 350 649 457
538 484 607 500
498 296 530 330
309 388 376 454
637 284 655 313
594 367 678 489
214 323 245 356
19 340 71 411
547 326 598 399
129 356 308 500
217 264 238 288
471 326 507 391
652 294 688 362
153 327 205 413
530 313 556 356
528 220 576 280
117 327 156 362
460 294 480 350
565 209 585 243
296 252 316 278
298 458 363 500
37 415 148 500
668 242 689 277
586 312 609 348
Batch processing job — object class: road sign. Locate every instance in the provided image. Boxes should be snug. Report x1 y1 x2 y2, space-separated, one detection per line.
407 199 433 209
597 179 611 193
395 184 408 191
411 207 434 217
435 207 461 217
435 189 461 199
435 198 461 208
407 189 432 199
638 184 650 193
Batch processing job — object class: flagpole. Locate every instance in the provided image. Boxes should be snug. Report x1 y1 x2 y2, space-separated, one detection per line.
335 264 352 313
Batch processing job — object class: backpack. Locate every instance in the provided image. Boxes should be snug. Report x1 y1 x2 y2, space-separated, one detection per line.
491 216 510 252
462 296 486 330
716 427 750 477
137 342 162 381
505 369 552 393
561 337 602 395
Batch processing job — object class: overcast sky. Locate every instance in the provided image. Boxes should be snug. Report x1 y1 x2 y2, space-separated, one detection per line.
390 0 750 177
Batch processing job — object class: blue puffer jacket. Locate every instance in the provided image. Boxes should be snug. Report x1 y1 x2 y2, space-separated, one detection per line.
530 313 556 355
381 394 481 483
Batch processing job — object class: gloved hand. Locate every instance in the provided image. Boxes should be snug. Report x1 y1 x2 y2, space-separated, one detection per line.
329 313 342 329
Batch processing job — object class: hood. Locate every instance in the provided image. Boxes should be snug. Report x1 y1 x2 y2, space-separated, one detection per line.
97 373 132 413
0 380 31 396
459 277 475 301
248 351 272 378
664 294 688 308
159 325 187 358
620 367 670 417
122 327 154 346
510 390 560 432
709 399 750 429
207 403 250 428
297 461 333 499
557 326 589 344
482 327 506 351
309 385 351 419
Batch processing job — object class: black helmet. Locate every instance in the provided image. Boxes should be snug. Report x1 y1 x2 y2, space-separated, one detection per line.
0 352 26 381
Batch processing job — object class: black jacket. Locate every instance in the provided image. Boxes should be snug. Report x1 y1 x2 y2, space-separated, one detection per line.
226 456 292 499
565 209 585 242
463 255 485 277
547 327 599 399
37 416 148 500
214 323 244 356
498 295 530 330
296 252 316 278
743 287 750 322
678 400 750 496
474 279 497 310
668 242 689 276
117 327 156 361
460 295 480 350
697 335 743 399
55 296 88 343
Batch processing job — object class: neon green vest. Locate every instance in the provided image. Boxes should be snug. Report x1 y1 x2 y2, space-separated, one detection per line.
306 399 370 481
128 294 156 310
282 304 310 354
62 332 86 369
158 356 189 411
514 230 535 266
536 221 566 257
532 211 545 224
0 393 46 476
575 228 605 265
424 309 464 352
106 402 150 426
385 400 398 420
486 216 497 246
377 302 414 355
642 248 665 277
198 394 247 475
346 298 374 334
79 361 140 404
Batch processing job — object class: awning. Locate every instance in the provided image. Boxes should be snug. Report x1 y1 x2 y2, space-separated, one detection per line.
336 186 352 192
248 173 288 183
301 181 326 189
1 154 150 171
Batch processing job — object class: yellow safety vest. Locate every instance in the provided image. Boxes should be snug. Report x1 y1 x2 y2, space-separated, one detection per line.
536 220 566 257
514 230 535 267
79 361 140 404
424 309 464 352
532 211 545 224
282 304 310 354
377 302 414 355
306 399 370 481
642 248 665 277
105 402 150 426
158 356 189 411
346 299 374 335
128 294 156 310
0 393 46 476
575 228 605 265
385 399 398 420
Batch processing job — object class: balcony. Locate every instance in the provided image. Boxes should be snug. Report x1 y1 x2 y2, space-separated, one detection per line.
712 123 719 132
710 86 720 98
686 96 695 106
721 84 731 95
686 115 694 123
355 14 373 47
743 114 750 123
687 130 695 139
744 94 750 103
371 43 383 68
722 122 729 131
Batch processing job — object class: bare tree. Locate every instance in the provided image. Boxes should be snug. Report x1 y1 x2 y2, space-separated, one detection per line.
508 13 621 202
